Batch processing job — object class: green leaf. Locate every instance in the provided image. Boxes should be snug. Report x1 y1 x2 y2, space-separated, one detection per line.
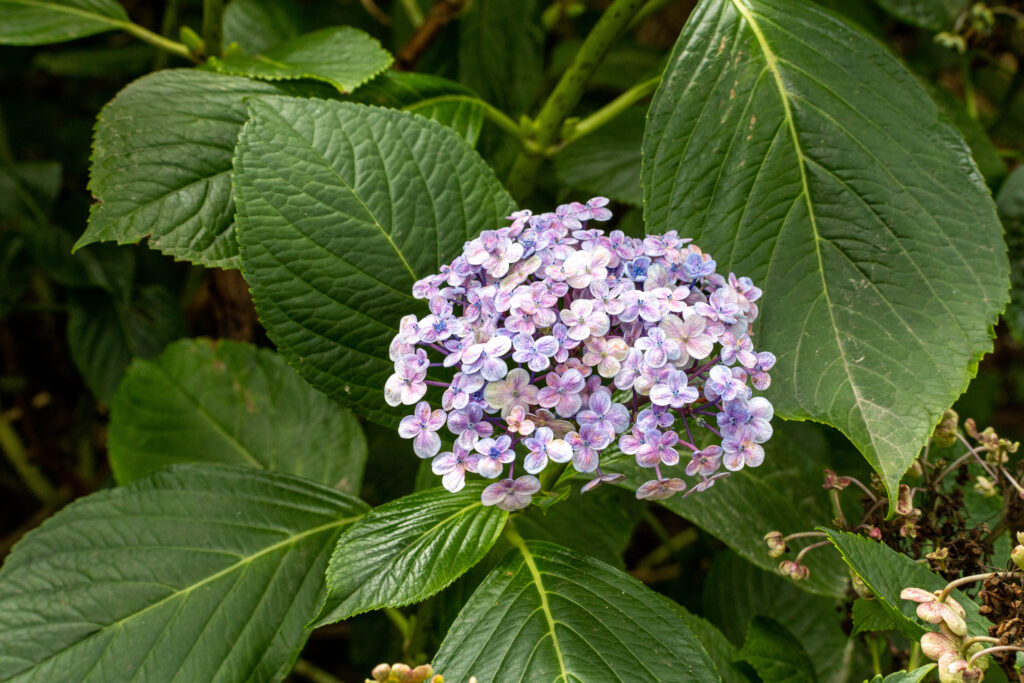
515 484 641 567
851 597 899 635
998 166 1024 343
0 0 128 45
77 69 291 269
924 82 1006 186
0 161 61 219
458 0 543 116
233 97 515 427
866 665 937 683
642 0 1008 504
211 26 392 93
824 529 989 639
736 616 818 683
109 338 368 492
556 106 644 207
870 0 960 30
315 484 506 625
703 551 850 682
351 71 487 145
678 611 754 683
0 464 368 682
222 0 301 54
67 286 185 402
433 539 721 682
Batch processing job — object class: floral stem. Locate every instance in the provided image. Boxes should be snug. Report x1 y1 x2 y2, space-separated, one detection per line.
201 0 225 57
968 645 1024 669
938 571 1022 603
0 410 61 505
794 539 830 564
783 531 828 543
504 0 648 200
119 20 195 61
539 462 568 491
555 75 661 150
292 659 344 683
406 95 523 141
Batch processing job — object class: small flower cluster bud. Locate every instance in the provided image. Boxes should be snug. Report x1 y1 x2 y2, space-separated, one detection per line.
822 469 851 490
965 419 1019 466
386 198 776 509
932 409 960 448
850 570 873 600
974 476 998 497
902 587 990 682
1012 531 1024 572
368 663 444 683
763 531 786 558
779 559 809 581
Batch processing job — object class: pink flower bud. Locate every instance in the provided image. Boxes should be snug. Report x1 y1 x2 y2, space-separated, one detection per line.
920 631 958 661
779 560 809 580
764 531 786 557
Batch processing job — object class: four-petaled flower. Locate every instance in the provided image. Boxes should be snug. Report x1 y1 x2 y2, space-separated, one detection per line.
474 436 516 479
650 370 699 409
576 389 630 439
635 429 680 468
522 427 574 474
484 368 540 417
566 425 612 473
636 478 687 500
431 445 480 492
560 299 610 341
398 401 447 458
537 369 586 417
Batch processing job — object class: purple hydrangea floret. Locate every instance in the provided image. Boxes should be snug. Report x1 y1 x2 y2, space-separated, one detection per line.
387 198 776 511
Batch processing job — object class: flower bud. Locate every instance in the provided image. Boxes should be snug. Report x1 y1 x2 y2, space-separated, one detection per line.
850 570 873 599
410 665 435 683
372 664 392 682
934 32 967 54
764 531 786 557
932 409 959 448
1012 544 1024 572
867 526 882 540
921 631 958 661
779 560 809 581
822 469 851 490
965 642 990 671
391 663 412 682
896 484 914 516
939 653 966 683
974 476 998 497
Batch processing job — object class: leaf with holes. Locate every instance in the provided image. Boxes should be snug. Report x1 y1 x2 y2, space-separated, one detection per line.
233 97 515 428
211 26 392 93
315 484 507 625
77 69 294 268
642 0 1008 504
433 539 720 682
108 338 367 492
0 0 128 45
0 465 368 682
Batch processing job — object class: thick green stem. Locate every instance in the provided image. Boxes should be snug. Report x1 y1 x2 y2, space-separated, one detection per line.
292 659 344 683
202 0 225 57
557 75 660 150
118 20 194 61
399 0 426 27
505 0 649 200
0 411 61 505
539 462 568 491
406 95 525 142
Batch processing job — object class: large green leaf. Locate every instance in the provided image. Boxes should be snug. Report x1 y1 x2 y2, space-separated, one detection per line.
222 0 301 53
433 539 721 682
109 338 367 492
211 26 392 93
824 529 989 639
458 0 543 117
67 286 186 402
870 0 960 30
0 465 368 682
0 0 128 45
233 97 515 427
642 0 1008 504
703 551 850 682
998 166 1024 343
678 612 753 683
351 71 487 145
868 665 938 683
315 484 506 625
736 616 818 683
76 69 291 269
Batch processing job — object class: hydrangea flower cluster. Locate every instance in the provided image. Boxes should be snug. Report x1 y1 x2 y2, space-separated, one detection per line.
386 198 776 511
